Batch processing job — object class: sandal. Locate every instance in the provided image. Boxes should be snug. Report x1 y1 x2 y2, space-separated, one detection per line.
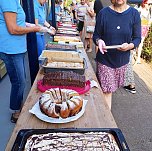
11 112 20 123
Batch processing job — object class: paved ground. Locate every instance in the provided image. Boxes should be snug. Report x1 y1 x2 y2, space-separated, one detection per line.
0 54 31 151
87 50 152 151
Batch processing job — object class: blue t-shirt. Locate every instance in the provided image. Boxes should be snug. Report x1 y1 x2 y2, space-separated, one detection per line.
0 0 26 54
93 6 141 68
49 5 61 21
33 0 46 35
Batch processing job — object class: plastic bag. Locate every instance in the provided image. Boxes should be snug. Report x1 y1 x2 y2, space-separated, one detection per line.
86 26 95 33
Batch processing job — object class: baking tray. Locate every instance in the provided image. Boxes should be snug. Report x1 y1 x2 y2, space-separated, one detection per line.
46 42 77 51
58 27 77 32
54 36 81 42
42 57 87 75
55 33 79 37
57 29 79 35
56 32 79 36
11 128 130 151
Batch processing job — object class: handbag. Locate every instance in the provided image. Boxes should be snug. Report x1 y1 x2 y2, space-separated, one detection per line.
86 26 95 33
127 0 143 4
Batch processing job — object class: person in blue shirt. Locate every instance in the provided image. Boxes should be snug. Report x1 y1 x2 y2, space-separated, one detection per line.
33 0 55 56
48 0 62 26
0 0 41 123
93 0 141 109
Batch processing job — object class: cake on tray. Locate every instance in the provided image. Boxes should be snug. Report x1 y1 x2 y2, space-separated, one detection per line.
43 71 85 88
24 132 120 151
42 51 84 69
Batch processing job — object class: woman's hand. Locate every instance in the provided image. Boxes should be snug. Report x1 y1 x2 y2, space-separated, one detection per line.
49 26 56 35
98 39 107 54
39 26 56 35
118 43 134 51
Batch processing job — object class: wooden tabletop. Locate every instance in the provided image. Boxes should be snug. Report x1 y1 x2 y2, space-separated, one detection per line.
5 49 117 151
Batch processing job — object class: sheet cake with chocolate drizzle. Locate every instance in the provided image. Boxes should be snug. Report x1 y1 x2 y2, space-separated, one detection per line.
24 132 120 151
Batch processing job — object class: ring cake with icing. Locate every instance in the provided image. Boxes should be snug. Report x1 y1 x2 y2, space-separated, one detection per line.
39 88 83 118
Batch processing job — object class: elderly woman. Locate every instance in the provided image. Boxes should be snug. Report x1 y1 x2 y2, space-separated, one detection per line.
93 0 141 109
0 0 41 123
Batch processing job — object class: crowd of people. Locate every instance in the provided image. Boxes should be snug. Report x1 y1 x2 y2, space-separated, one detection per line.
1 0 152 122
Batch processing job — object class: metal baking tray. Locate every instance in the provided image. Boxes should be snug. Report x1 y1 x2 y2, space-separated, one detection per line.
56 33 79 37
11 128 130 151
42 58 87 75
46 42 77 51
54 35 81 43
58 27 77 32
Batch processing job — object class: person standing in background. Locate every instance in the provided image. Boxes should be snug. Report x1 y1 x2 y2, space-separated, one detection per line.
76 0 88 39
93 0 141 109
93 0 103 52
49 0 62 28
94 0 103 18
84 0 95 52
0 0 41 123
123 52 136 94
33 0 55 57
70 0 78 24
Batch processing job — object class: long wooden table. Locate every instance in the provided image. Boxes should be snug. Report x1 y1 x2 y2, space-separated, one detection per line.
6 50 117 151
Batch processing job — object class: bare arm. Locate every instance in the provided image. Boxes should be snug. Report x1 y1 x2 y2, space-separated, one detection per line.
87 10 95 17
87 7 95 18
4 12 40 35
35 18 39 26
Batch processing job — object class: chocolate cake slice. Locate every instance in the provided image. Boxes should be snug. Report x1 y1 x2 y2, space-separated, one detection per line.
43 71 85 88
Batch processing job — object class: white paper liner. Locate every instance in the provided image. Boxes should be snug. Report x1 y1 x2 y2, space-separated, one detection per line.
29 99 88 123
90 80 99 88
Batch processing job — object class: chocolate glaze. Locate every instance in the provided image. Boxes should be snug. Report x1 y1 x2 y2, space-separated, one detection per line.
24 132 120 151
43 71 85 88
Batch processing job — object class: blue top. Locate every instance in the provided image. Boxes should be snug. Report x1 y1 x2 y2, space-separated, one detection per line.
49 5 61 21
93 6 141 68
0 0 26 54
33 0 46 35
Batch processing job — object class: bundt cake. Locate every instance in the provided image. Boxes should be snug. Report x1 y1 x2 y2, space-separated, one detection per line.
39 88 83 118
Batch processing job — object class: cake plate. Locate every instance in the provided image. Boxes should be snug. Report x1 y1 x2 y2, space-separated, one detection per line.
37 80 91 94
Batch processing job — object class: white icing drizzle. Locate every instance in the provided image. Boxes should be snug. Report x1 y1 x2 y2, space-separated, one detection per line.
40 94 51 104
39 88 83 118
61 101 68 110
70 98 80 106
47 103 55 114
24 132 120 151
66 100 76 109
